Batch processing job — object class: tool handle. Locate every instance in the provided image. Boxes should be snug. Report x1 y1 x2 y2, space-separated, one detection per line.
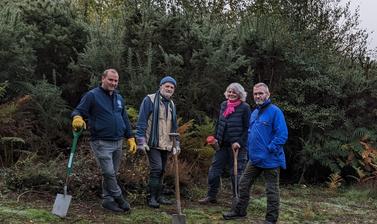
233 148 239 198
67 130 82 176
174 153 182 214
169 133 182 214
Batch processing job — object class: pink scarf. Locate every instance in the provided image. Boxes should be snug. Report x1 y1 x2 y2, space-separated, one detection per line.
223 99 241 117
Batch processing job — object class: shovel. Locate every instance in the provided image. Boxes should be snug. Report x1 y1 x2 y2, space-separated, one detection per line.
169 133 186 224
233 147 239 199
52 130 81 217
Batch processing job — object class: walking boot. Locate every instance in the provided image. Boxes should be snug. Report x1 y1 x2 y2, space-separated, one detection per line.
198 196 217 204
101 199 124 213
158 196 173 205
264 221 276 224
114 195 131 212
222 210 247 220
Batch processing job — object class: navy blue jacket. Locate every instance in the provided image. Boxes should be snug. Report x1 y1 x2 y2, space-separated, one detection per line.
72 87 133 141
215 101 251 148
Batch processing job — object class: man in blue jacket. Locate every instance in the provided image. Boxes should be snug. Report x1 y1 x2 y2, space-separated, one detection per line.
223 82 288 224
71 68 136 213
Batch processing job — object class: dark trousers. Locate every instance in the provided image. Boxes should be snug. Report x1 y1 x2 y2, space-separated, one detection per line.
147 147 168 179
235 161 280 223
207 146 247 199
147 147 169 195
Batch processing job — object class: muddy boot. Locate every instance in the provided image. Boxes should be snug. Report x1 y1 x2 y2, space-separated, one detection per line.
148 178 160 208
198 196 217 204
114 195 130 212
223 201 247 220
158 183 172 205
230 196 238 211
148 189 160 208
158 196 173 205
222 210 247 220
101 199 124 213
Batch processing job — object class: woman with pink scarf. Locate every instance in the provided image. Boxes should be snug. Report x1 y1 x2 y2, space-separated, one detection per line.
199 83 250 205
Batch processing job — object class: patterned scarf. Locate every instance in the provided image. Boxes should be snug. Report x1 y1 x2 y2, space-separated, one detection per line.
149 91 177 147
223 99 241 117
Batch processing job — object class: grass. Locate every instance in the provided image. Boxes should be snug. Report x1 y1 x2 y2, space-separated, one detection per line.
1 183 377 224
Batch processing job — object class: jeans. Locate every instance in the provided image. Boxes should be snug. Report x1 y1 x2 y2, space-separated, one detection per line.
236 161 280 223
90 139 123 201
207 145 247 199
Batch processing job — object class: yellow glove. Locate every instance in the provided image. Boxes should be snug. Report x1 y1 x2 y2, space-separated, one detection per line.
72 115 86 131
127 137 137 154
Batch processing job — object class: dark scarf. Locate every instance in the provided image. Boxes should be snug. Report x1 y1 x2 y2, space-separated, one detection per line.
149 90 177 147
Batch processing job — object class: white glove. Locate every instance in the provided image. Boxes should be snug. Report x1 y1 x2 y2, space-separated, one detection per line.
172 145 181 155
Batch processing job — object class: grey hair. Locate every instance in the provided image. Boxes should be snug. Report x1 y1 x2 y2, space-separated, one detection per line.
224 82 247 102
253 82 270 93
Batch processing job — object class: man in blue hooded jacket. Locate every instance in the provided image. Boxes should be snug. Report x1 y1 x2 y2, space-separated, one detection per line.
223 82 288 224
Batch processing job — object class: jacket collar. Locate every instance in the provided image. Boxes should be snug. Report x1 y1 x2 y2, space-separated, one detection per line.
99 86 118 96
257 99 271 110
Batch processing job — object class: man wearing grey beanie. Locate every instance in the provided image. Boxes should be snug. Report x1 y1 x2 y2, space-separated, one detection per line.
135 75 180 208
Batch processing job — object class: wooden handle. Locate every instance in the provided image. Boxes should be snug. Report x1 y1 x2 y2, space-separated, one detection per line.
174 153 182 214
233 149 239 198
169 132 182 214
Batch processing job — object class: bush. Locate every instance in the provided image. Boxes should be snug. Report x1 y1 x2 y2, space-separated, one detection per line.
3 153 62 192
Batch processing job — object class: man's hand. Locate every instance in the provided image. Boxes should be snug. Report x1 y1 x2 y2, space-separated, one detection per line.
172 141 181 155
127 138 137 154
232 142 240 151
136 137 150 154
72 115 86 131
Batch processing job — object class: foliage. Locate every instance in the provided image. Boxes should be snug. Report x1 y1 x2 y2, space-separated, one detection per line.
0 0 377 187
346 139 377 184
0 102 17 125
0 3 35 89
0 137 25 167
21 80 70 132
17 0 88 85
175 116 216 184
14 80 71 157
73 17 126 88
326 172 343 190
0 82 8 100
126 106 139 124
3 153 62 192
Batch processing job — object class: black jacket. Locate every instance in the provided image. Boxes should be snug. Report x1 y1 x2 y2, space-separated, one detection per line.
215 101 251 148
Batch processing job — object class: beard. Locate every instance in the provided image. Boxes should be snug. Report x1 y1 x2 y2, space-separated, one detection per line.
255 97 268 105
160 88 173 99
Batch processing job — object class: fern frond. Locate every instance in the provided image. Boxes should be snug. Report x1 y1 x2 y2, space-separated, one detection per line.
0 81 9 99
352 127 370 139
178 119 194 136
326 172 343 190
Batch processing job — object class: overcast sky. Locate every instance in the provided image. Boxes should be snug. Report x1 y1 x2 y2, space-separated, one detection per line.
344 0 377 51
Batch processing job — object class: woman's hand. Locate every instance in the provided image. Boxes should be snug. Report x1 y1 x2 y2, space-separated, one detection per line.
232 142 240 151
